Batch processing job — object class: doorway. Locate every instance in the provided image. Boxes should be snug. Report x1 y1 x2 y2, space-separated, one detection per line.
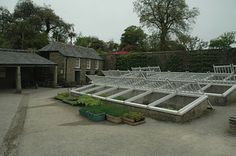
75 71 80 84
86 71 91 84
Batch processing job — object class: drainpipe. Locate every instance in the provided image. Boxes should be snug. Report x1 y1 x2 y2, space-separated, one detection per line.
65 57 68 82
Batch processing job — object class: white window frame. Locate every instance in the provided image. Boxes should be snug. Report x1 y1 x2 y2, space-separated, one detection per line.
86 59 91 69
95 60 99 69
76 58 80 68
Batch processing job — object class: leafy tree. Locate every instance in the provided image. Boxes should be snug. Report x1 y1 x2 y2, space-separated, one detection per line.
209 31 236 49
0 7 12 33
75 35 107 51
166 40 186 51
0 0 75 49
106 40 119 51
120 25 147 51
134 0 199 51
176 34 208 51
0 7 12 48
0 33 11 48
146 32 160 51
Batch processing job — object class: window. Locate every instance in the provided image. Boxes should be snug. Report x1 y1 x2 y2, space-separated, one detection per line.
0 68 6 78
95 60 99 69
76 58 80 68
86 59 91 69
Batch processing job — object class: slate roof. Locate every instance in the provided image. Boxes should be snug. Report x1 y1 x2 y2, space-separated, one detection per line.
0 48 56 66
39 42 103 60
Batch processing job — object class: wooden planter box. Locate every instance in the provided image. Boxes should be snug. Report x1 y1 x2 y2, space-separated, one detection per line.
106 114 122 124
229 116 236 133
122 117 145 126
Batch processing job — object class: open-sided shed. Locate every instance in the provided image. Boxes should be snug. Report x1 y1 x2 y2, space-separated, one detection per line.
0 48 57 93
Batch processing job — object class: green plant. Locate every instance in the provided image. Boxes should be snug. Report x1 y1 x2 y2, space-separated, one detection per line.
100 104 129 117
116 96 127 101
66 96 78 101
166 105 177 110
123 112 145 122
81 104 129 117
100 93 109 97
55 92 70 100
87 108 104 115
77 95 102 107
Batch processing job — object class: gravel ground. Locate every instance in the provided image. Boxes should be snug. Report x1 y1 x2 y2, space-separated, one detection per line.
0 91 23 156
1 88 236 156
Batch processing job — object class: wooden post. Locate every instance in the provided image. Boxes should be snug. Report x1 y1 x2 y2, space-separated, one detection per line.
53 66 58 88
16 66 22 93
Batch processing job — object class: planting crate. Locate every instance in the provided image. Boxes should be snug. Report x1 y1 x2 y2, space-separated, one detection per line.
106 114 122 124
79 108 89 117
87 112 106 122
122 117 145 126
62 99 78 106
229 116 236 134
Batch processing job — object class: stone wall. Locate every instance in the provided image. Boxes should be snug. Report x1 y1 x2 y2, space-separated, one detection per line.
101 99 209 122
49 52 65 82
49 51 104 85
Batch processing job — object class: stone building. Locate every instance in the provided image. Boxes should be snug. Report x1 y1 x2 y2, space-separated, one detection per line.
0 48 57 93
39 42 103 85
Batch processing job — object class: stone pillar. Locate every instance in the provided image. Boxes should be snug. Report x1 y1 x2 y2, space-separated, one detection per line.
53 66 58 88
16 66 22 93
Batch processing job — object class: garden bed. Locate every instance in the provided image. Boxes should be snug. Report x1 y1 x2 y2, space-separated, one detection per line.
204 85 231 94
99 88 126 97
155 95 198 111
87 87 112 94
114 90 145 101
133 92 168 105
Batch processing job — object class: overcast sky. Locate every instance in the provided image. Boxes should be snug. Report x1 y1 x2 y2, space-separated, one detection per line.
1 0 236 43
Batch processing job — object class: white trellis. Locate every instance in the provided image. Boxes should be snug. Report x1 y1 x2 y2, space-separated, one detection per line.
132 66 161 72
213 64 234 74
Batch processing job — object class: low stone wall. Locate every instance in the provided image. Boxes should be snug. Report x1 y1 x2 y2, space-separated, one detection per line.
103 99 209 123
207 88 236 106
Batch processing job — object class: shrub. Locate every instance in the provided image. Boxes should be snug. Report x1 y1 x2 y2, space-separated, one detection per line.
123 112 145 122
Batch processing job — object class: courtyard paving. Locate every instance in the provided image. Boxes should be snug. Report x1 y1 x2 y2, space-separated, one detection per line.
0 88 236 156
